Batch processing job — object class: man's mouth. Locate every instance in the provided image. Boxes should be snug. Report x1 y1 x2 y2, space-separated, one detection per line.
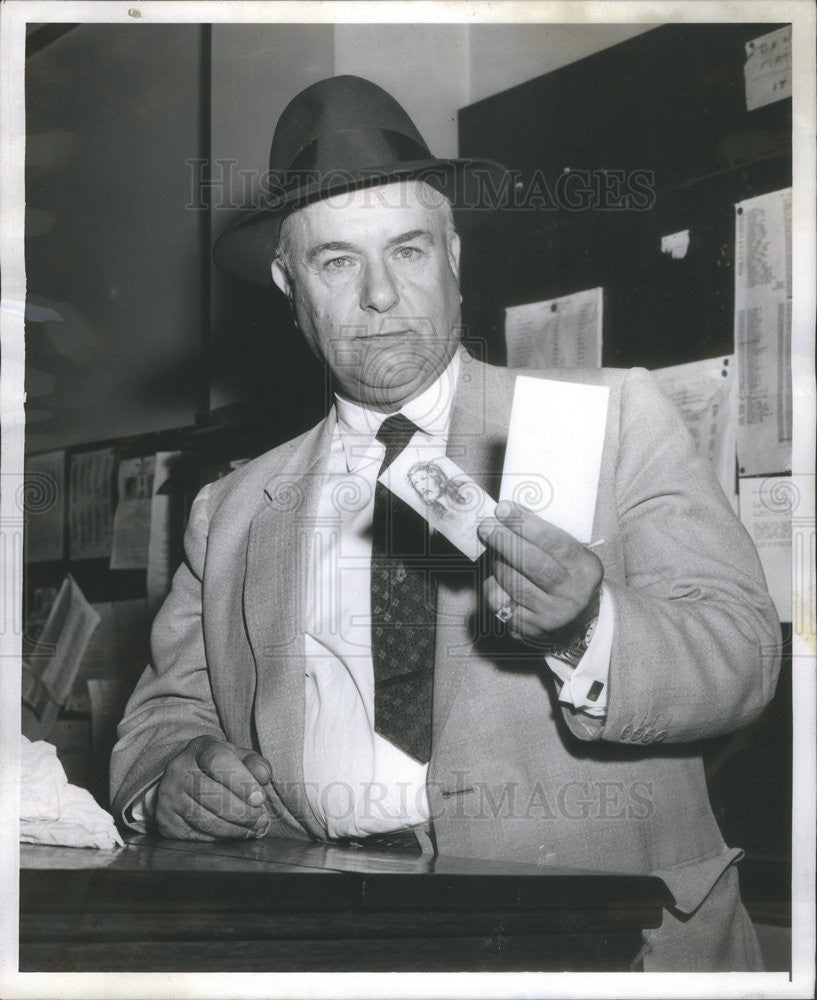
356 329 412 340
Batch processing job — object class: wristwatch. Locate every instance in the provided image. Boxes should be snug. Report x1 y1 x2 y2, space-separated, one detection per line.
544 612 598 669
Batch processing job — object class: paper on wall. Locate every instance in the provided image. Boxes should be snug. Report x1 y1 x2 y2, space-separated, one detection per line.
68 447 115 560
500 376 609 543
653 356 737 504
734 187 792 477
738 476 792 622
744 26 792 112
24 450 65 563
660 229 690 260
505 287 602 370
110 454 155 569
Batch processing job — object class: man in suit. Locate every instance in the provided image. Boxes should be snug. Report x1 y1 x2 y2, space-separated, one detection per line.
111 76 781 970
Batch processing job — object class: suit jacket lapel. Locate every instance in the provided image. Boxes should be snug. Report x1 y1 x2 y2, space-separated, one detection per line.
447 354 515 496
244 418 332 838
433 356 516 743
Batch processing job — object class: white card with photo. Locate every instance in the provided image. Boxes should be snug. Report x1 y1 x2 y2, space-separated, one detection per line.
379 436 495 561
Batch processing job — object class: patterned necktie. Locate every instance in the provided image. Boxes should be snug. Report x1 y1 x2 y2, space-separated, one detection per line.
370 413 435 762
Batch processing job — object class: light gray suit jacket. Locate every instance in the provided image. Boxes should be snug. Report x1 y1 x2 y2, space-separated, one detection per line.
111 357 780 970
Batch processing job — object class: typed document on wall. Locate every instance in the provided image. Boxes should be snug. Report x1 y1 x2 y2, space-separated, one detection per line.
734 187 792 477
505 287 603 370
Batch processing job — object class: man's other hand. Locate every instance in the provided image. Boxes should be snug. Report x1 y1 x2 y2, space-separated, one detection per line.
154 736 273 840
478 500 603 646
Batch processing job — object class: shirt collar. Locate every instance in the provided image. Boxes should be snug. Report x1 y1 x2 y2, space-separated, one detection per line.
334 349 462 472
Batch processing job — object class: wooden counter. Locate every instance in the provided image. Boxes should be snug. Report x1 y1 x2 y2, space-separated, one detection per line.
20 835 671 972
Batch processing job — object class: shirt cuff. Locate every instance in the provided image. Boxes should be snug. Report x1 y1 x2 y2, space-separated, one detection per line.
545 585 613 717
126 781 159 828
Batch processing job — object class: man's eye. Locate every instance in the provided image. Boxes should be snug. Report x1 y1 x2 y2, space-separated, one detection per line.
324 257 353 271
394 247 422 262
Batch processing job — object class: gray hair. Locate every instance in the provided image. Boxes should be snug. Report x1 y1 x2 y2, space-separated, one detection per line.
273 182 457 276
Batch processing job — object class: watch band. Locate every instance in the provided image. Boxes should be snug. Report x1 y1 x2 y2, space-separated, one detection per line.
544 613 598 669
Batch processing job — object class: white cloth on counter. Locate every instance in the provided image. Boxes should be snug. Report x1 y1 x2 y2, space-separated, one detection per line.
20 735 123 849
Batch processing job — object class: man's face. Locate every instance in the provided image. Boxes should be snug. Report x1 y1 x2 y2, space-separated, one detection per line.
271 180 462 411
409 468 443 504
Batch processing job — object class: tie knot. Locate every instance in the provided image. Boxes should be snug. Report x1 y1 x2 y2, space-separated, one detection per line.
376 413 421 467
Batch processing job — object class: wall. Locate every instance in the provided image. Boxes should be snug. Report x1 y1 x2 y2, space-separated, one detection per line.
25 24 204 454
335 24 469 159
210 24 336 215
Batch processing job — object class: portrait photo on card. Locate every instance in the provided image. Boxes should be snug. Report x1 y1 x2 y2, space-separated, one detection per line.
380 442 494 560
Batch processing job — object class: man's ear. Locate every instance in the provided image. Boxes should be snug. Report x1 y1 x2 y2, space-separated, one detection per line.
271 259 292 301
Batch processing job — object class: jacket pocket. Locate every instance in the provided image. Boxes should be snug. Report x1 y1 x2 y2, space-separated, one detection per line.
653 846 744 914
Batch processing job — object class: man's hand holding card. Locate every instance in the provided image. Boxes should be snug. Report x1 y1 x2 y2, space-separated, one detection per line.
483 376 609 649
380 375 609 649
477 501 603 646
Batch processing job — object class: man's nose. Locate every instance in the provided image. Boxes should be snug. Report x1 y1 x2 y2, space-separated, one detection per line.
360 261 398 313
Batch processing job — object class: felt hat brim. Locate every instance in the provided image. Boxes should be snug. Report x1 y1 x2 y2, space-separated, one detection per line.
212 156 509 287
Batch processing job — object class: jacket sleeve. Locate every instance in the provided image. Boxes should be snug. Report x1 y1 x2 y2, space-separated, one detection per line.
563 367 781 745
109 484 227 830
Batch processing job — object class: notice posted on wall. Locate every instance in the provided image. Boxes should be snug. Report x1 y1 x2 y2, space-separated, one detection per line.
110 455 156 570
654 356 737 507
505 287 602 370
744 25 792 112
68 447 115 561
734 187 792 478
738 476 792 623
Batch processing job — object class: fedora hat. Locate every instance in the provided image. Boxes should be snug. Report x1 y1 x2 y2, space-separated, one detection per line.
213 75 509 286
